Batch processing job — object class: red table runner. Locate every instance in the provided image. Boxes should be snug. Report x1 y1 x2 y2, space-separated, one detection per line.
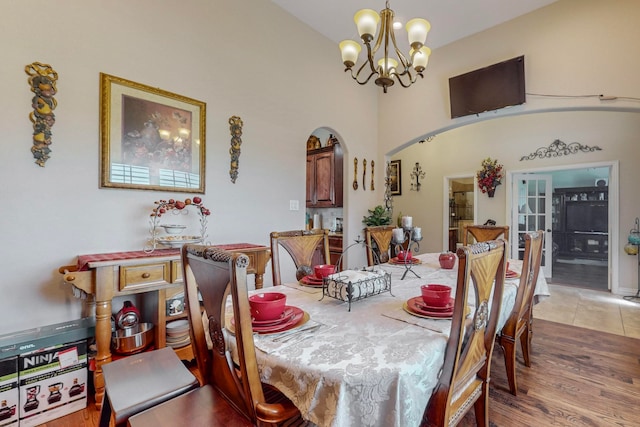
77 243 265 271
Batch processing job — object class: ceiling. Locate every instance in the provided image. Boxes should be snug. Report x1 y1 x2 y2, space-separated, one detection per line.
271 0 558 51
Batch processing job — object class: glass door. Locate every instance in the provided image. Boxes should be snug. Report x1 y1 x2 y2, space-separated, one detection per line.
511 174 553 277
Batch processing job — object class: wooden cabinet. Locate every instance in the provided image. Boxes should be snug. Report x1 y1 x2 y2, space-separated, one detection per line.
328 234 343 269
552 186 608 260
306 143 343 208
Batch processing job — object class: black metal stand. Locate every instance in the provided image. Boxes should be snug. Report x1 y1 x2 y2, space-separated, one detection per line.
392 227 422 280
623 246 640 302
623 218 640 303
320 238 393 311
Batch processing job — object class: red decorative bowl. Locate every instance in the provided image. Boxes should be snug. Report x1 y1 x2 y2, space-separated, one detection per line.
397 250 413 261
314 264 336 279
438 252 456 269
249 292 287 321
421 284 452 307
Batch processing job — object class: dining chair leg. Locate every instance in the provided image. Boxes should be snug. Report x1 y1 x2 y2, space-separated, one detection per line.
473 383 490 427
521 321 533 367
499 336 518 395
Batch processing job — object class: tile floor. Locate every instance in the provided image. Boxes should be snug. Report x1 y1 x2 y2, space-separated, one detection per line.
533 283 640 339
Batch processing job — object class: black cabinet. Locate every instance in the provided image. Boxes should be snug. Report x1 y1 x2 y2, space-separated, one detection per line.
553 186 608 260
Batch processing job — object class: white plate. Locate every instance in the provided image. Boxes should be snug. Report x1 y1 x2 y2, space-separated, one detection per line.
166 319 189 331
156 236 202 248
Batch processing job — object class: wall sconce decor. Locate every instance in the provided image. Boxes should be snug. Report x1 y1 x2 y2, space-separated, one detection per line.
229 115 243 183
520 139 602 161
26 62 58 167
384 161 393 211
410 162 425 191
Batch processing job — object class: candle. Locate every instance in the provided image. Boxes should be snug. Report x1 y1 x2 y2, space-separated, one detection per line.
413 227 422 240
402 216 413 228
392 227 404 242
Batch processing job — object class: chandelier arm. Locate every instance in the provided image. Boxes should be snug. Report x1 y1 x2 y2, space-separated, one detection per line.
389 23 411 71
394 72 423 88
349 67 377 86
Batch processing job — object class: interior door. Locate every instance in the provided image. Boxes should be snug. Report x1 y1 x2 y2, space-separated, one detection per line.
511 174 553 277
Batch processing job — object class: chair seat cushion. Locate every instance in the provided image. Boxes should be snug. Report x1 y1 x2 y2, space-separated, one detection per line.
102 347 199 423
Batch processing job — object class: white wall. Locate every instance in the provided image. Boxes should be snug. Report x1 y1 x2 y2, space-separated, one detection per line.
380 0 640 295
0 0 383 335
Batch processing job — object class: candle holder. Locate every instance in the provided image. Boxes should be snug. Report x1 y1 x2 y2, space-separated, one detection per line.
392 226 423 280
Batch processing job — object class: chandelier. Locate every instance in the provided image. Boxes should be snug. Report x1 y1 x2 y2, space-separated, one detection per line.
339 1 431 93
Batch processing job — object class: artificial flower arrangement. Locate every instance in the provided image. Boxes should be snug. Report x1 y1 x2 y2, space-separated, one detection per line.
476 157 504 196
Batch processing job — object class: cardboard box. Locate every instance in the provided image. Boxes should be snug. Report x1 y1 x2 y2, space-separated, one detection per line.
18 340 87 427
0 318 95 360
0 357 18 427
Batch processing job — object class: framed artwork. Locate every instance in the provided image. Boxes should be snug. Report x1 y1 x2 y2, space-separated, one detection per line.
100 73 206 193
389 160 402 196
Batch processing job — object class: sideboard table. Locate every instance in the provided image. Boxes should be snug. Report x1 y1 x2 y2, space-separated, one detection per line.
58 243 270 409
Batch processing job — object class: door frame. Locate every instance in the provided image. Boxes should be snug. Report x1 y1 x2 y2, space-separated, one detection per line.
443 174 477 251
505 160 619 294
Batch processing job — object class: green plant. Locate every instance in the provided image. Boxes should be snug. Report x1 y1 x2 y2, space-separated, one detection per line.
362 205 392 226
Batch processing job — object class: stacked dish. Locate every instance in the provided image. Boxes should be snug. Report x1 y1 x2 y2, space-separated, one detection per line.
165 319 190 349
389 257 421 265
404 296 455 319
404 284 455 319
300 275 323 286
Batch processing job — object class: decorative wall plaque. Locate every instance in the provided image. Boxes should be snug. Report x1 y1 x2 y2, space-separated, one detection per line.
229 116 243 183
520 139 602 161
26 62 58 167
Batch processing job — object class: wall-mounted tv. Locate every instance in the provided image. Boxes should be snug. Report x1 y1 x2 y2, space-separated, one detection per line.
449 55 526 119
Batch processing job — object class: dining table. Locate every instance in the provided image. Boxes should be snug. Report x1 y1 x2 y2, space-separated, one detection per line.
232 252 550 427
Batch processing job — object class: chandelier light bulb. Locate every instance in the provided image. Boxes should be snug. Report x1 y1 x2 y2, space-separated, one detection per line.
339 40 362 68
411 46 431 72
354 9 380 42
378 57 398 74
406 18 431 49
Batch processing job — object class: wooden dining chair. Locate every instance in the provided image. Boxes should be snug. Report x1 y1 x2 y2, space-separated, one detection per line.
463 224 510 245
496 230 544 395
422 239 507 427
270 229 330 285
98 347 200 427
127 245 305 427
364 225 395 265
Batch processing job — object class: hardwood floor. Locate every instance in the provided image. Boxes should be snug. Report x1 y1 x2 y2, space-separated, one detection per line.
459 319 640 427
551 259 608 291
44 319 639 427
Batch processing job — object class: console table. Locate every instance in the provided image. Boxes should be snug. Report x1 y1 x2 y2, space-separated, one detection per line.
58 243 270 409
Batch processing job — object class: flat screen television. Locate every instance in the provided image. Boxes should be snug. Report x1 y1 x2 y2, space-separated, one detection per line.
565 202 608 232
449 56 526 119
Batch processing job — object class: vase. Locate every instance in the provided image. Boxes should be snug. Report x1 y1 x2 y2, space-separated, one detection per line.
439 252 456 269
487 188 495 197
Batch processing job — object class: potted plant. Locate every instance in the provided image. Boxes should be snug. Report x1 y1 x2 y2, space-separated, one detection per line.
362 205 392 226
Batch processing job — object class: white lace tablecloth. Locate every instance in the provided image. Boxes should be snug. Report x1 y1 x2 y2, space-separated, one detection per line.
235 253 550 427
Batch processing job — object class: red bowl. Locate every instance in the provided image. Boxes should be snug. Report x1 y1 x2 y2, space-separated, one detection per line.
314 264 336 279
249 292 287 321
421 284 452 307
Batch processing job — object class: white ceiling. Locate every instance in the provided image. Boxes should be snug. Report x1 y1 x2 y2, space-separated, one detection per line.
271 0 558 50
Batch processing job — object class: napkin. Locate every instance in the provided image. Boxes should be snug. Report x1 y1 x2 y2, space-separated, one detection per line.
381 306 452 336
327 268 386 283
253 320 333 354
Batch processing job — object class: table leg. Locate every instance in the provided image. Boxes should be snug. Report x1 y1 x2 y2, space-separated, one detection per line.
93 299 112 409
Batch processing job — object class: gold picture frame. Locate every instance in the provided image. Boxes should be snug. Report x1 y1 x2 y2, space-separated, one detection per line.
100 73 206 193
389 160 402 196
